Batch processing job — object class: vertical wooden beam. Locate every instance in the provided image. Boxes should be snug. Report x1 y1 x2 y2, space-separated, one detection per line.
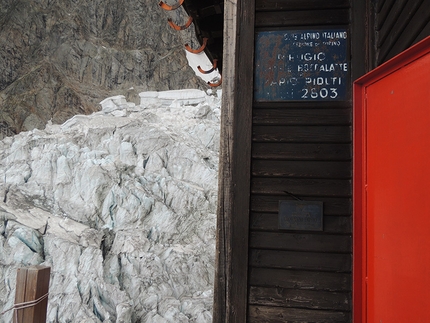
351 0 372 82
14 266 51 323
214 0 255 322
14 268 28 323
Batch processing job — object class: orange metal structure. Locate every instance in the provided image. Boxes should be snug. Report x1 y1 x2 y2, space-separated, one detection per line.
185 38 208 54
354 36 430 322
159 0 184 11
198 59 218 74
167 16 193 31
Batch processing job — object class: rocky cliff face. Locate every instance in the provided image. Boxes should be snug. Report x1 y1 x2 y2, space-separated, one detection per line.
0 89 220 322
0 0 206 134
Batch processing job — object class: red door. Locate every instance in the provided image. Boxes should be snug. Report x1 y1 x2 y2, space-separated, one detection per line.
354 37 430 322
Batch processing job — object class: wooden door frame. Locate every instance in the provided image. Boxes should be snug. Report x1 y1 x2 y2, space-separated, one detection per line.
353 36 430 323
213 0 255 322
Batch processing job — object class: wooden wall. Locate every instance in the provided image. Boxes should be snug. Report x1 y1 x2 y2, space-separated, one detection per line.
374 0 430 65
248 1 353 322
212 0 430 321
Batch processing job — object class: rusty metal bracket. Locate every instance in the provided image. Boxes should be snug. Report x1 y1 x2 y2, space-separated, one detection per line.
167 16 193 31
185 38 208 54
159 0 184 10
198 59 218 74
208 76 222 87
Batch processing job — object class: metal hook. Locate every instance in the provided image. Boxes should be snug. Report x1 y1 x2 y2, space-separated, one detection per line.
198 59 218 74
167 16 193 31
207 76 222 87
159 0 184 10
185 38 208 54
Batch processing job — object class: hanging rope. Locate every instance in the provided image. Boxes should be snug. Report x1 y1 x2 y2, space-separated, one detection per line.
0 292 49 322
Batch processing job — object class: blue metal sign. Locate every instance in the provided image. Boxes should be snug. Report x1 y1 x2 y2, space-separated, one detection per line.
254 29 349 101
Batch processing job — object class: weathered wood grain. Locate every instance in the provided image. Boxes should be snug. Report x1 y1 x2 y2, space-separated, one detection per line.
248 305 350 322
253 125 351 143
377 0 395 30
250 212 352 233
377 0 409 47
380 0 430 63
213 0 255 321
249 267 352 291
252 160 351 178
250 249 351 272
255 9 349 27
251 177 352 197
249 286 351 311
252 108 351 125
14 266 50 323
253 101 350 109
255 0 349 11
414 19 430 45
251 195 352 215
252 142 352 161
14 268 27 323
249 231 351 252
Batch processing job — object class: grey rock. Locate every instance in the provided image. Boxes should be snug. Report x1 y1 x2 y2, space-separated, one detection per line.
0 0 206 134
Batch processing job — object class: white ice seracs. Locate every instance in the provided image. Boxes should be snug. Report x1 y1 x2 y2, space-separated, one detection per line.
0 89 221 323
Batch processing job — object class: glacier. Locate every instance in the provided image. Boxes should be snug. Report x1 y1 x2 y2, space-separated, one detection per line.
0 89 221 323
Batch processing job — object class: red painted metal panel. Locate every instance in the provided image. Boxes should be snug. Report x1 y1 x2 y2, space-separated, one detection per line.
354 36 430 322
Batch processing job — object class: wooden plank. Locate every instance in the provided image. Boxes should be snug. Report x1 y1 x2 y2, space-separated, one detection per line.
23 267 39 322
376 0 387 14
252 160 351 178
213 0 255 321
249 286 351 311
14 268 28 323
350 0 372 79
253 101 350 109
253 125 351 143
33 266 50 323
380 0 430 63
255 9 349 27
250 249 351 272
24 266 50 323
251 195 352 215
252 108 351 125
249 231 351 252
14 266 50 323
252 143 352 161
385 0 426 50
376 0 396 30
251 178 352 197
255 0 350 11
413 19 430 46
377 0 410 48
367 0 378 70
248 305 350 322
250 212 352 233
249 267 351 291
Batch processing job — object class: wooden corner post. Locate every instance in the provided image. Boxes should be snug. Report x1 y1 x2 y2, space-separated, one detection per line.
213 0 255 322
14 266 51 323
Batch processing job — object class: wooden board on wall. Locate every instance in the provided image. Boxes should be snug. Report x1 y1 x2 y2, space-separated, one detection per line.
375 0 430 64
248 1 353 322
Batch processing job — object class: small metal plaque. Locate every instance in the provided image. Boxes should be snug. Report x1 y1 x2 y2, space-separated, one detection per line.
254 29 349 101
279 200 323 231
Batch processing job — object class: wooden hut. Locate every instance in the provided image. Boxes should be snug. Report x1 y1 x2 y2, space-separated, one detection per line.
212 1 430 322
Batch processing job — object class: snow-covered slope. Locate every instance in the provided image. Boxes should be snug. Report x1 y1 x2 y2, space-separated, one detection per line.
0 89 220 323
